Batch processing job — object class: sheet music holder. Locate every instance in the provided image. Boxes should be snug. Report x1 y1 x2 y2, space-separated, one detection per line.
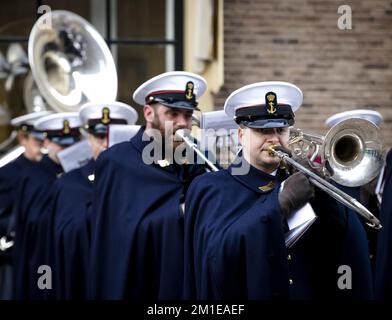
285 202 317 248
200 110 239 147
108 124 141 148
58 139 93 172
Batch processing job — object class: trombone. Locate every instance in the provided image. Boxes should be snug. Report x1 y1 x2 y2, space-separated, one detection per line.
269 117 383 229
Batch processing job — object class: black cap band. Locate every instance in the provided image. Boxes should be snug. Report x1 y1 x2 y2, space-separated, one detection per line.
87 118 127 127
18 124 35 133
235 104 295 128
45 128 81 146
45 127 81 138
146 91 199 110
85 118 128 136
44 127 81 146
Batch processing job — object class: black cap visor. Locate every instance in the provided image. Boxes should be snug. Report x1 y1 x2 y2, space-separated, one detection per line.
49 135 81 146
240 117 294 129
235 104 295 129
152 97 199 111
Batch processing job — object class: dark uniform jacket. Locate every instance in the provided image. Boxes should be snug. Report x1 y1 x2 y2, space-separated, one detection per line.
89 127 207 299
0 155 36 299
184 159 358 300
13 155 63 299
50 159 95 299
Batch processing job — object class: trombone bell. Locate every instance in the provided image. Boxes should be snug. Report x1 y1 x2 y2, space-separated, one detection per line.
324 118 383 187
290 118 383 188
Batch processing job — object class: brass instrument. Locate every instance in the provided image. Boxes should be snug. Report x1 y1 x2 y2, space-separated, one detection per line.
268 118 383 229
28 10 117 112
1 10 118 163
288 118 383 187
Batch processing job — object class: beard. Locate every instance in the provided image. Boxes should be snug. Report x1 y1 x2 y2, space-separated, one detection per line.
150 113 186 150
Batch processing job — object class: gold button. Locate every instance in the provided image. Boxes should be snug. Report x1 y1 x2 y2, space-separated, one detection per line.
289 279 294 285
287 254 292 261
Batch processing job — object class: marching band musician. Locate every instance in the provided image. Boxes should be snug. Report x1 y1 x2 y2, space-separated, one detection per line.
184 82 353 299
13 113 82 299
89 71 209 299
49 102 138 299
0 111 52 299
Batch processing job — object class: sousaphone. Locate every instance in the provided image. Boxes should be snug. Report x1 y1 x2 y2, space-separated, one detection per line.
28 10 117 112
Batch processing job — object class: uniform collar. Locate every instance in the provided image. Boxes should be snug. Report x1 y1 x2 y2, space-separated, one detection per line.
130 126 153 154
40 154 63 177
228 156 287 194
130 126 177 171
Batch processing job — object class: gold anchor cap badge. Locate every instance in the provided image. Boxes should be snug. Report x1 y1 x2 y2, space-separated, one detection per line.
63 119 70 134
185 81 194 100
265 92 277 114
101 107 111 124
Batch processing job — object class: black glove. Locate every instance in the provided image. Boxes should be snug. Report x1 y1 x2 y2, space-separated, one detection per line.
279 172 315 217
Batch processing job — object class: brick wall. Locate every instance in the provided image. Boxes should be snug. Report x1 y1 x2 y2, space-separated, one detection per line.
215 0 392 149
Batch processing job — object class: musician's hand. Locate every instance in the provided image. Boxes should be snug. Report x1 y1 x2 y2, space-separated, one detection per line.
278 172 315 217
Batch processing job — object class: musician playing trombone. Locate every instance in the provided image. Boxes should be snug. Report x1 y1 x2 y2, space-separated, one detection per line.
184 81 368 299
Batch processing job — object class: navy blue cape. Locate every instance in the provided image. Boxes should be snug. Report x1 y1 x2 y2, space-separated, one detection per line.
184 160 355 300
13 155 63 299
89 127 207 299
50 159 95 299
0 155 35 239
0 155 36 299
332 183 374 299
